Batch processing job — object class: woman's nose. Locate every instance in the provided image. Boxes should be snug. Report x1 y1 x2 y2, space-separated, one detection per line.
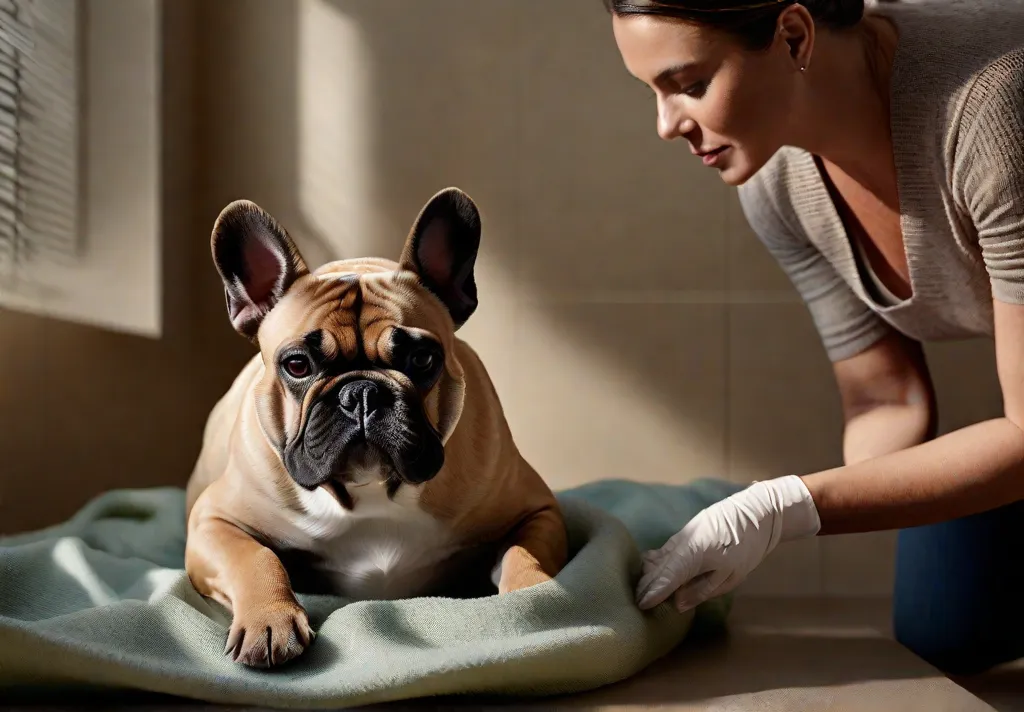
656 100 694 142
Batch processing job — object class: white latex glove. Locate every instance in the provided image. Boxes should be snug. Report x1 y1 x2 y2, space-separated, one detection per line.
635 475 821 612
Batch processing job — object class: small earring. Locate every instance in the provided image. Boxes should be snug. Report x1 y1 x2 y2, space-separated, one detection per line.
799 65 806 72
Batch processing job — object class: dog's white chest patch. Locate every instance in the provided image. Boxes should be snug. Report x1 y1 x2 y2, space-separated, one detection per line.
273 480 458 601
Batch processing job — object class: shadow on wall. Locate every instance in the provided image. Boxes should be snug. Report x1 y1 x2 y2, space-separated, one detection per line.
194 0 1004 494
199 0 748 489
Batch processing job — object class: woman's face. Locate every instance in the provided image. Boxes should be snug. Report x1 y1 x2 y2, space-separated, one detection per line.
612 14 799 186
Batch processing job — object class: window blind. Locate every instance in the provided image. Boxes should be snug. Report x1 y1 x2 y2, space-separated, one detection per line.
0 0 79 282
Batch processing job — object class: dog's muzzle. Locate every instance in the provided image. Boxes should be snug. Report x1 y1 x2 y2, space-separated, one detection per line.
284 377 445 491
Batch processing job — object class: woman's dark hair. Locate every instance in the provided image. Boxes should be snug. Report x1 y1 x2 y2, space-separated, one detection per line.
602 0 867 51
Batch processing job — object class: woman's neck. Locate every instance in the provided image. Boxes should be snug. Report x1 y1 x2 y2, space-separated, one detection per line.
791 16 899 189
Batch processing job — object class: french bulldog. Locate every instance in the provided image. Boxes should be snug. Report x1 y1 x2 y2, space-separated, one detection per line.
184 188 568 668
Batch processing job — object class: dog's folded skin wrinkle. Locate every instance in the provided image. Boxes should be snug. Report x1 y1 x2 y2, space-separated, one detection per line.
183 187 569 669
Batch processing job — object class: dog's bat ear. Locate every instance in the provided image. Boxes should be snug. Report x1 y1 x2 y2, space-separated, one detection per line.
211 200 309 339
399 187 481 329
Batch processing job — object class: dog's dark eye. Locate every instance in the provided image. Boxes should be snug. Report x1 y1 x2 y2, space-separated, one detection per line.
410 349 435 372
283 355 312 379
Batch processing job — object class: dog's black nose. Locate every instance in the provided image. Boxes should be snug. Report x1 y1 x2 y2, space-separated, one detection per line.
339 380 381 422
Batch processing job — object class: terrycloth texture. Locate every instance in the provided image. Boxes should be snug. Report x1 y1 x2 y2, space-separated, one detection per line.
0 478 741 708
738 1 1024 363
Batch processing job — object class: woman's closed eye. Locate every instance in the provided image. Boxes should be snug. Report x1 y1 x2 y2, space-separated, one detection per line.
655 74 710 100
680 79 709 98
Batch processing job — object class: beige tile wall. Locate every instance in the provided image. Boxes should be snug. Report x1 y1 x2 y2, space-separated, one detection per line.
195 0 1005 598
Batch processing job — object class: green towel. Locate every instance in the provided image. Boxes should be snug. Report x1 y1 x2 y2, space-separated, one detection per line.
0 477 742 708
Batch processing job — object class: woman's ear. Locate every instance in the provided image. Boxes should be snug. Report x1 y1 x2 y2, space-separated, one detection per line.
776 4 815 72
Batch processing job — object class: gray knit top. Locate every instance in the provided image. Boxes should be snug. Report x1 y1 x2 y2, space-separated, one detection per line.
738 1 1024 362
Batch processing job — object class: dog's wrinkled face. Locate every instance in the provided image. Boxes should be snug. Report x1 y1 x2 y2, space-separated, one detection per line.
210 188 481 500
257 270 454 496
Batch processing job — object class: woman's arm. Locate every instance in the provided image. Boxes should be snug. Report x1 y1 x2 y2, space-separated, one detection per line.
806 56 1024 536
834 330 937 466
804 300 1024 535
636 301 1024 612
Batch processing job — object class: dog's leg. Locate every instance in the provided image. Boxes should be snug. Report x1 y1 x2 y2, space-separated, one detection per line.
185 510 314 668
495 503 568 593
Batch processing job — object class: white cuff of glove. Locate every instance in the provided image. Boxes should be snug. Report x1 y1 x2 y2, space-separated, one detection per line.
754 474 822 544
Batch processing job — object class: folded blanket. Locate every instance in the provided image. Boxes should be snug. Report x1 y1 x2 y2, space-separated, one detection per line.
0 477 741 708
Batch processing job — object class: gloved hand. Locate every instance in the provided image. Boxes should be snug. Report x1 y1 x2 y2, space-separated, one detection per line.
635 475 822 612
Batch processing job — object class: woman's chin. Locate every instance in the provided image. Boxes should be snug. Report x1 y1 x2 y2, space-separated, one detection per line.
716 157 760 187
718 166 749 187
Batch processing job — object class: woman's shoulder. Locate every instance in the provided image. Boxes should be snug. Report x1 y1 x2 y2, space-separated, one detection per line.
882 2 1024 139
956 49 1024 149
951 20 1024 137
870 2 1024 209
880 1 1024 67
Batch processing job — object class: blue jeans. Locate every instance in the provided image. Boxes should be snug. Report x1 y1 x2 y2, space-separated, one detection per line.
892 499 1024 676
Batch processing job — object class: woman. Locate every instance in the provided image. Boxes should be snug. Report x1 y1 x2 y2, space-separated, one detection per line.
607 0 1024 675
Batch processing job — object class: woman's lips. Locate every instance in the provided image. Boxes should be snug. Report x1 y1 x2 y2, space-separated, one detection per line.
697 146 729 167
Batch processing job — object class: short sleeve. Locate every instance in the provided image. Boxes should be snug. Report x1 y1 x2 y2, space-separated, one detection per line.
738 173 892 362
955 52 1024 304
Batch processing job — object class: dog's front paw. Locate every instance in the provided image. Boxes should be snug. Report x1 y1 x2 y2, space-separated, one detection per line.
495 548 554 594
224 597 315 668
500 566 552 593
